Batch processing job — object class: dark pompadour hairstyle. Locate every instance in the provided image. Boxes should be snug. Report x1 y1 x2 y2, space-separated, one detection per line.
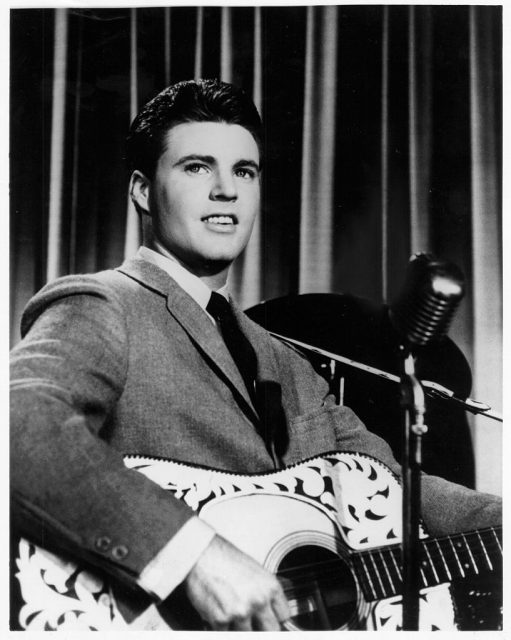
126 79 263 179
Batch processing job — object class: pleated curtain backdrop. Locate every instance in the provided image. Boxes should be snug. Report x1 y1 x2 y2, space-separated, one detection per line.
10 6 502 494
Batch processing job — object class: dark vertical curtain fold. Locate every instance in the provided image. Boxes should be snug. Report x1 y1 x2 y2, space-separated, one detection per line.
10 6 502 493
380 5 390 301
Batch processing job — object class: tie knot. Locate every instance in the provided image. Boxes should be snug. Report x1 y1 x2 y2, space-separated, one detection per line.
207 291 232 322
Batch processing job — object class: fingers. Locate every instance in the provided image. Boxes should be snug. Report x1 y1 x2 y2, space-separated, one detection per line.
252 603 285 631
185 534 291 631
271 588 291 626
214 605 284 631
237 587 290 631
230 616 252 631
208 596 286 631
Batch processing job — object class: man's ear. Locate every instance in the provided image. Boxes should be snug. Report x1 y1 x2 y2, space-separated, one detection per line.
129 170 151 216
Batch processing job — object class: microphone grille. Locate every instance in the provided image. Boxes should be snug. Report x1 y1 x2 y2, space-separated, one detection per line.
391 253 465 346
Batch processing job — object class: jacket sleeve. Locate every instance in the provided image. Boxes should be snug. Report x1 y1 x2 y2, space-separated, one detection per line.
331 404 502 536
10 274 203 591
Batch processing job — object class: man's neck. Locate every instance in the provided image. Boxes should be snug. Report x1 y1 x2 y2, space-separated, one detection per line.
196 271 228 291
146 240 229 291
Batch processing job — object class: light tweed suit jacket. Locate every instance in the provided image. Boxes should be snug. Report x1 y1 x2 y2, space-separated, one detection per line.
10 253 501 606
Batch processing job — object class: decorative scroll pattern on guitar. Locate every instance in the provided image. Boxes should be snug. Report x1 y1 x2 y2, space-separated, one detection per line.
15 451 499 630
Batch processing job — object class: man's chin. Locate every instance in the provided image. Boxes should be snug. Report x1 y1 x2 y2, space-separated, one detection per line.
179 254 235 278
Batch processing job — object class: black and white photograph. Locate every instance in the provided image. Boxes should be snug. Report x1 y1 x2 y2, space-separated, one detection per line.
9 2 503 633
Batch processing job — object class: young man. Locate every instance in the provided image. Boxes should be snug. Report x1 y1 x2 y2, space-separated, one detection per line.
10 79 501 631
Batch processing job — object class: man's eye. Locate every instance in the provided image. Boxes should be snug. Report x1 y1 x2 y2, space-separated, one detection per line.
185 163 208 175
235 167 257 179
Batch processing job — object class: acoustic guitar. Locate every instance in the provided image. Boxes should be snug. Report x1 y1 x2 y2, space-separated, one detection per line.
13 451 502 631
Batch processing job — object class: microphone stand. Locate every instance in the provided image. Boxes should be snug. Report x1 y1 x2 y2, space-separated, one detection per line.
267 331 503 422
399 347 427 630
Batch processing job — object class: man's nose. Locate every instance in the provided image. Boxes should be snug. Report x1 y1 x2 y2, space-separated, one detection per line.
210 169 237 201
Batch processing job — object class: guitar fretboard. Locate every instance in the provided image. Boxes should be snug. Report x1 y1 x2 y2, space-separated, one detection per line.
351 526 502 602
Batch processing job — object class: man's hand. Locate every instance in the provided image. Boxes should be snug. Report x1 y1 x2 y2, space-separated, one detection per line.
184 534 290 631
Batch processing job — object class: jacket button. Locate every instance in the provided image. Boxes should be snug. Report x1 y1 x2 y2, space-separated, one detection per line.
112 544 129 560
95 536 111 552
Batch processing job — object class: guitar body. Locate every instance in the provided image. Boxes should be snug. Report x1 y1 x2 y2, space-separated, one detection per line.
14 451 459 630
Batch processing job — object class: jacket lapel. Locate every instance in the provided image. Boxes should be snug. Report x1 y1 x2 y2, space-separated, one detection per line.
117 255 260 422
232 300 288 463
231 299 281 385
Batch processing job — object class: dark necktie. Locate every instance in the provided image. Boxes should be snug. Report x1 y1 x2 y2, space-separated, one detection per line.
206 292 259 412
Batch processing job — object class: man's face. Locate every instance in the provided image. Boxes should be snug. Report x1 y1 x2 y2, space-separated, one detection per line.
145 121 260 274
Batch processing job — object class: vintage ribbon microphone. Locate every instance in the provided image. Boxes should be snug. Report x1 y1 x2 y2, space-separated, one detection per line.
390 253 465 630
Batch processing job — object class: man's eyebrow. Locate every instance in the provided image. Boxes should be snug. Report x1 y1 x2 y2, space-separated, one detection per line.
233 159 261 172
173 154 215 167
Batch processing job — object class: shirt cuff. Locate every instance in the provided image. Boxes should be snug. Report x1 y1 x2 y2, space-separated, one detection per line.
136 516 216 601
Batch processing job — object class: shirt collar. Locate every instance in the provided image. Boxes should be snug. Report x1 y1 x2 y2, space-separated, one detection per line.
138 246 229 312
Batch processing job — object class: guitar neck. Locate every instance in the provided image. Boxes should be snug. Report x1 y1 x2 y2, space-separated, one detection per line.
352 525 502 602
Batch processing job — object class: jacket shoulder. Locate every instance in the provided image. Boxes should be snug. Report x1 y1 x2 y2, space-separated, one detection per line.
20 269 130 337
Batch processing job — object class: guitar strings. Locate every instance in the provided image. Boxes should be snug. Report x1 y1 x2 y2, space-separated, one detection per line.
273 537 501 597
275 537 501 580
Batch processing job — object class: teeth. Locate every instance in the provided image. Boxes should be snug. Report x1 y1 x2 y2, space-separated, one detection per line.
205 215 234 224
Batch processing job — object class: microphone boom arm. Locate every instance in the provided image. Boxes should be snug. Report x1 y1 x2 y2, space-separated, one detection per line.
270 331 503 423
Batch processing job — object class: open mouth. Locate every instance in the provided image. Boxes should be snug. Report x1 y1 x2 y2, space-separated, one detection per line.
202 214 238 226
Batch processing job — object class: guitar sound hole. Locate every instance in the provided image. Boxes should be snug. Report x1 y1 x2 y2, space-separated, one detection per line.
276 544 357 630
